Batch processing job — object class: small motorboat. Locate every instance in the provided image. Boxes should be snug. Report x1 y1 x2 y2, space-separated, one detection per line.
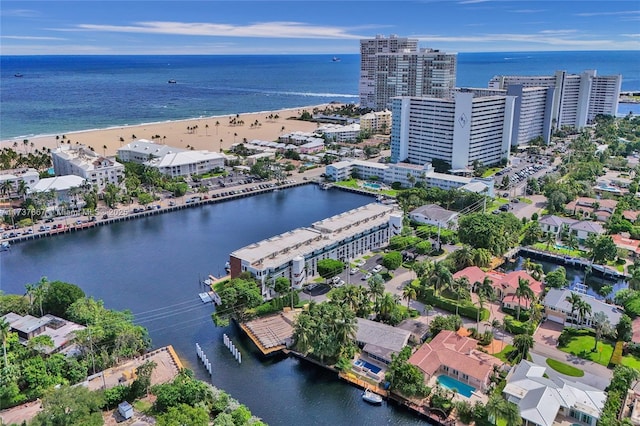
14 73 23 77
168 79 177 84
362 388 382 405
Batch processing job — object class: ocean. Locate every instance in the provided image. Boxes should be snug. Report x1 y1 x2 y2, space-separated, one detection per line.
1 51 638 140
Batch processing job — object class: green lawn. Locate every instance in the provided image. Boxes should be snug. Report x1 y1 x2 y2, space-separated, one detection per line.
335 179 360 189
558 328 614 366
545 358 585 377
531 242 586 258
492 344 515 363
621 355 640 370
482 167 502 178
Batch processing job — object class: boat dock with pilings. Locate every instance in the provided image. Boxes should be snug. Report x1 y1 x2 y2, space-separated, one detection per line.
512 247 628 281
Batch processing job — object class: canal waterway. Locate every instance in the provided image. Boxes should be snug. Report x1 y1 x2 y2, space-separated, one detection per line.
0 185 426 425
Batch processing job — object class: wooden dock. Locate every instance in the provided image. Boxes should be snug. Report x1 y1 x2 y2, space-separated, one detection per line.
338 371 388 398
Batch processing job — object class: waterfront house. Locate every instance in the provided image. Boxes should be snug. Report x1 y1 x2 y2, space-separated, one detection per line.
408 330 504 393
538 215 577 238
543 288 623 327
538 215 604 244
0 168 40 195
611 234 640 258
354 318 411 365
1 312 85 355
409 204 459 229
504 360 605 426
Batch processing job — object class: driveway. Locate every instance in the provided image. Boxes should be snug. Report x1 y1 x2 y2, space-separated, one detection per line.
532 320 613 381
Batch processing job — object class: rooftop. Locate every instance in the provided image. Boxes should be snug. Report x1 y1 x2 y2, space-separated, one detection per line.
230 203 397 270
30 175 86 193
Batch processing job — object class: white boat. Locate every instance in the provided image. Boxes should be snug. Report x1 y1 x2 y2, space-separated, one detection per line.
1 241 10 251
362 388 382 405
224 261 231 272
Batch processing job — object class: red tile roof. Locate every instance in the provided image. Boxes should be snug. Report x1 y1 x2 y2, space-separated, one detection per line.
408 330 503 386
453 266 486 284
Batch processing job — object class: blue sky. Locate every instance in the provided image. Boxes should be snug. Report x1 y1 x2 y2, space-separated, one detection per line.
1 1 639 55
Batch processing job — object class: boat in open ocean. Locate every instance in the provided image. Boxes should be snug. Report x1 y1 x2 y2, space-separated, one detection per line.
14 73 23 77
168 79 177 84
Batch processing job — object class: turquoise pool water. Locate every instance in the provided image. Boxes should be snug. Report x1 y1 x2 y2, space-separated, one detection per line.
437 374 476 398
363 182 382 190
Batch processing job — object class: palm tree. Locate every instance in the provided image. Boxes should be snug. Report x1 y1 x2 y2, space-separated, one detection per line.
502 401 522 426
424 304 433 327
402 284 417 308
451 277 470 316
368 276 385 312
565 292 582 327
514 277 534 321
629 266 640 291
429 262 452 296
454 245 474 269
513 333 534 361
486 318 503 350
592 311 613 353
485 394 504 425
0 317 10 367
576 299 592 328
16 180 28 201
379 293 396 320
544 231 555 251
0 180 13 200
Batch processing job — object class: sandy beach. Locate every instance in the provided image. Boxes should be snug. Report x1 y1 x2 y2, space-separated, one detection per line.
0 104 332 157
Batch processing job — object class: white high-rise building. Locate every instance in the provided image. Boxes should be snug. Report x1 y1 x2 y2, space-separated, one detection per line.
489 70 622 129
359 35 456 110
390 91 515 171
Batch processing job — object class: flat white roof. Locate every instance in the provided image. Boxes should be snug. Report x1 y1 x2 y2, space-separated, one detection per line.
31 175 85 192
231 203 396 270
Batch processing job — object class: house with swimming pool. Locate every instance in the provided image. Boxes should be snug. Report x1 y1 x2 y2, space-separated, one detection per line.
408 330 504 395
504 360 605 426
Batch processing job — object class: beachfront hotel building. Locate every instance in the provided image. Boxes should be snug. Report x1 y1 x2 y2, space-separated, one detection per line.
117 139 226 178
316 124 361 144
390 91 515 171
325 160 494 196
489 70 622 129
51 145 124 192
359 35 456 110
229 203 402 299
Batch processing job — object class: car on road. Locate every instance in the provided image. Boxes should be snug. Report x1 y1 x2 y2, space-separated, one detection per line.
372 265 383 273
350 267 359 275
335 280 345 287
499 204 510 212
362 272 372 280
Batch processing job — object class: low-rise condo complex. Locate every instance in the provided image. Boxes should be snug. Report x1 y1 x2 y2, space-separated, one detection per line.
229 203 402 299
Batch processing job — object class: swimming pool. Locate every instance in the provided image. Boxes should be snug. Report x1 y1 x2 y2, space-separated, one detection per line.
363 182 382 190
437 374 476 398
354 359 382 374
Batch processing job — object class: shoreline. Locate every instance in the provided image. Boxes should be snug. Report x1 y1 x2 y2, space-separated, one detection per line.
0 103 337 157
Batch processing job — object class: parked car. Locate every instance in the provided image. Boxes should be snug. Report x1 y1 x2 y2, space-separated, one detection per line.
350 267 359 275
372 265 383 273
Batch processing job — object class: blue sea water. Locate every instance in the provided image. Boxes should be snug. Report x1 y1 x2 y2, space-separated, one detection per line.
1 51 638 140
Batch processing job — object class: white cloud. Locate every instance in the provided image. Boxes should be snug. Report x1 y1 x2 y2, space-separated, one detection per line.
458 0 491 4
413 30 640 50
56 21 364 40
621 34 640 38
575 10 640 17
1 35 66 41
0 9 40 18
511 9 546 14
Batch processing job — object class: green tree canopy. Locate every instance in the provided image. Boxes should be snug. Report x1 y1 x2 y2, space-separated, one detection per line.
41 281 85 318
382 251 402 270
31 385 104 426
316 259 345 280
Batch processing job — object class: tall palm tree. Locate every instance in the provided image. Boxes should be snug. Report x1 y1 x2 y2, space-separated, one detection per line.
514 277 534 321
454 245 474 270
0 317 10 367
429 262 452 296
592 311 613 353
368 275 385 312
565 292 582 327
451 277 470 316
0 180 13 200
402 284 417 308
379 293 396 320
513 333 534 361
16 180 28 201
576 299 592 328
